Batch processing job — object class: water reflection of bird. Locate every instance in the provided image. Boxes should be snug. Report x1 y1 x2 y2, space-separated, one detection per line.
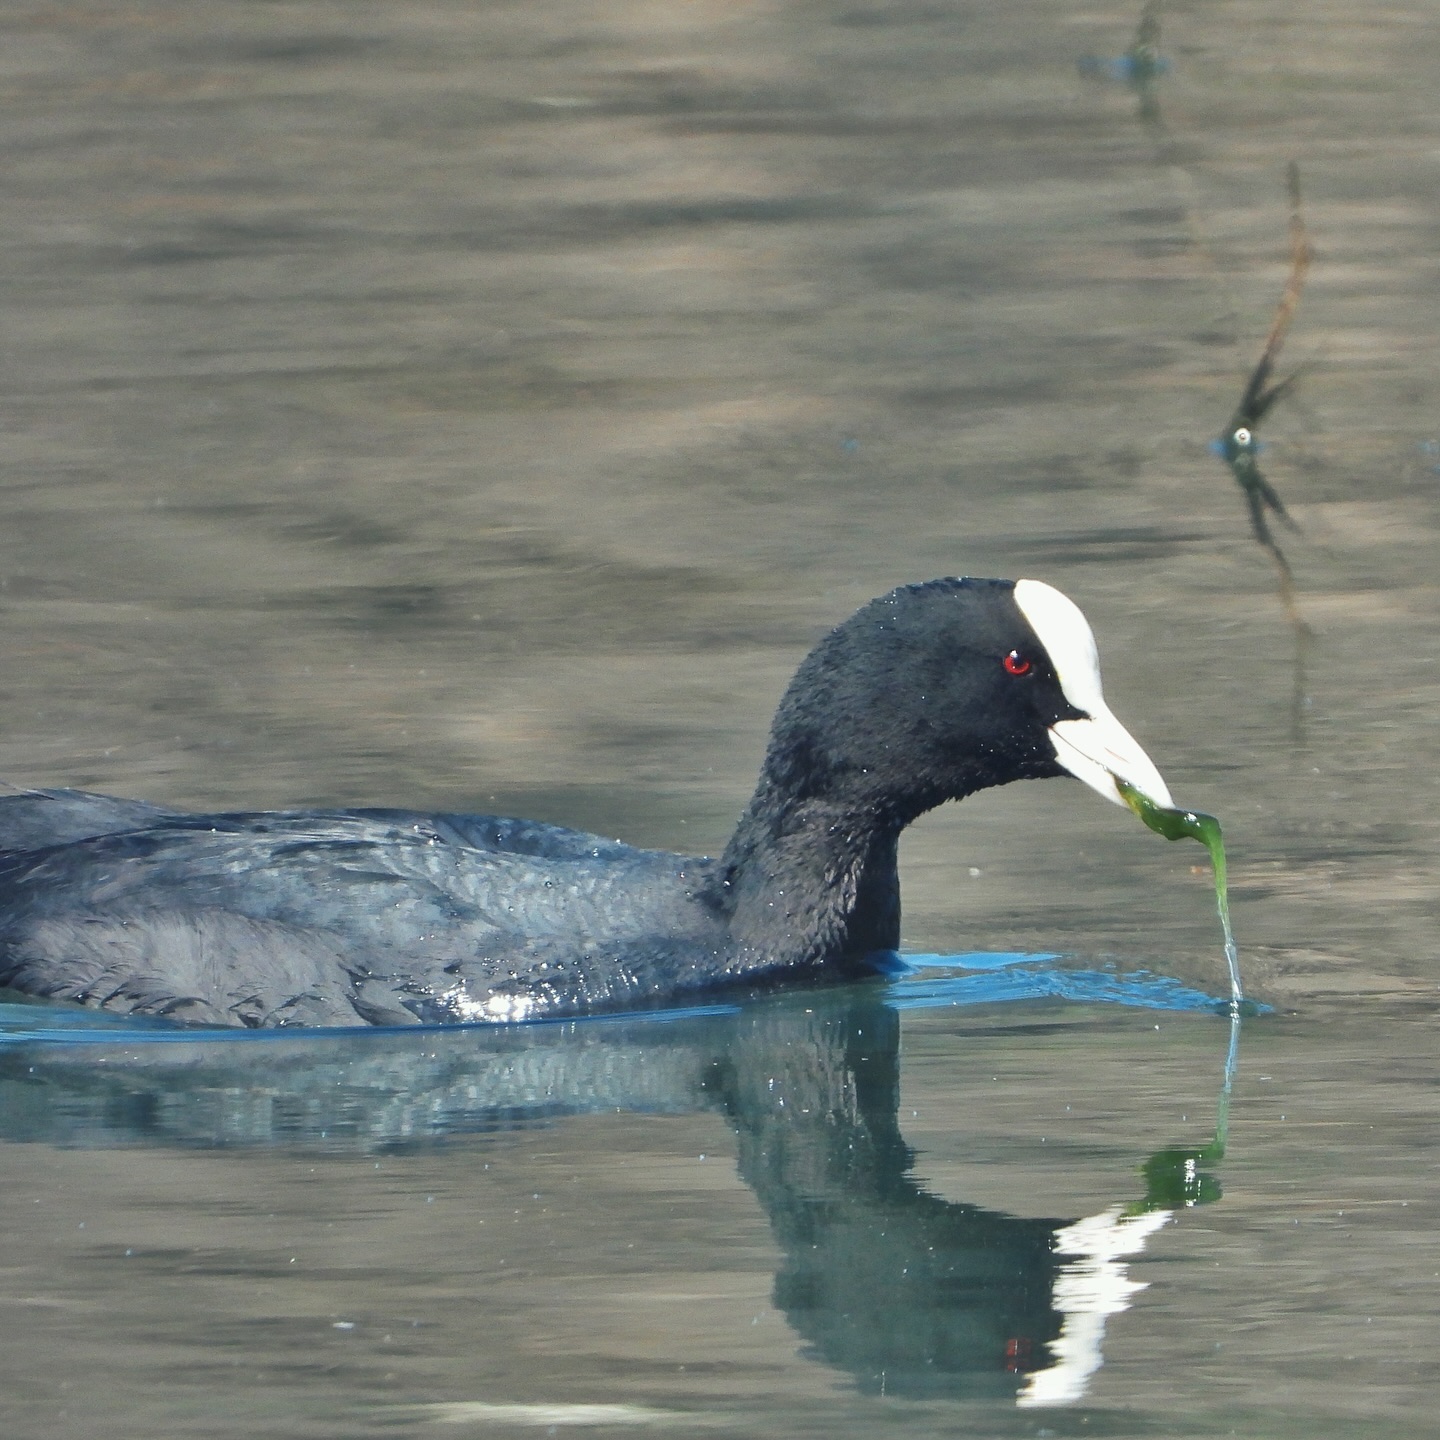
0 579 1175 1027
1212 163 1313 732
1213 163 1310 577
0 986 1230 1402
1212 418 1300 576
714 1000 1067 1398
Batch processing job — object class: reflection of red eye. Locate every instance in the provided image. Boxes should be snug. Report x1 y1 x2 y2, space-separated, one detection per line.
1003 650 1032 676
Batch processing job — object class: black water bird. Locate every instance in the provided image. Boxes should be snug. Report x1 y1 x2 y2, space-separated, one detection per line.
0 578 1173 1027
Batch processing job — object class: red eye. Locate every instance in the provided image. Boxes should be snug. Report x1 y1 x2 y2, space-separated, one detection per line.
1003 650 1032 676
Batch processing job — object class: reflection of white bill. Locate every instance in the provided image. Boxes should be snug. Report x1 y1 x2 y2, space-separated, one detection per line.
1016 1204 1173 1408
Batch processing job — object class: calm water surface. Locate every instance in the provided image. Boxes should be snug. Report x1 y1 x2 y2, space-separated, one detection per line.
0 1 1438 1435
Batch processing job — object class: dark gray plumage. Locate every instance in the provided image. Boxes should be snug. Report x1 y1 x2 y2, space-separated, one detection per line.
0 578 1150 1028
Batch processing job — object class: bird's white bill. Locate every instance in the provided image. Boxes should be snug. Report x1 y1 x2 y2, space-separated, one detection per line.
1050 707 1174 810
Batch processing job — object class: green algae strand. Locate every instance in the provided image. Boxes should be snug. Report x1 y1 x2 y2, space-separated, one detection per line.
1116 779 1243 1010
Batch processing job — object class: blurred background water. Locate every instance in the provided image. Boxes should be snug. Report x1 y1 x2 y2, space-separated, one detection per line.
0 0 1437 1435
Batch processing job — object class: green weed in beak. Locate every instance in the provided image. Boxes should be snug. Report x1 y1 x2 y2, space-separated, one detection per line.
1116 778 1242 1009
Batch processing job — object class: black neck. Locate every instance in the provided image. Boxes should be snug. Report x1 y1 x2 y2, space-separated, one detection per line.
712 776 936 973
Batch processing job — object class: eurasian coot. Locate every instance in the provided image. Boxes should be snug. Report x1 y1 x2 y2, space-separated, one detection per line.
0 577 1173 1027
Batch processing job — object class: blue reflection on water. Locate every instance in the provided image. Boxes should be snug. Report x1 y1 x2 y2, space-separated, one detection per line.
1077 53 1171 83
885 953 1226 1013
0 951 1236 1047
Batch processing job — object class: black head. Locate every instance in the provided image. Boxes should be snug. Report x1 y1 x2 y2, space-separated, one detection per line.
758 577 1171 828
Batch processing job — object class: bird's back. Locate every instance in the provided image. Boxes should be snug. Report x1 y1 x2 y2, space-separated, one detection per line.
0 795 727 1027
